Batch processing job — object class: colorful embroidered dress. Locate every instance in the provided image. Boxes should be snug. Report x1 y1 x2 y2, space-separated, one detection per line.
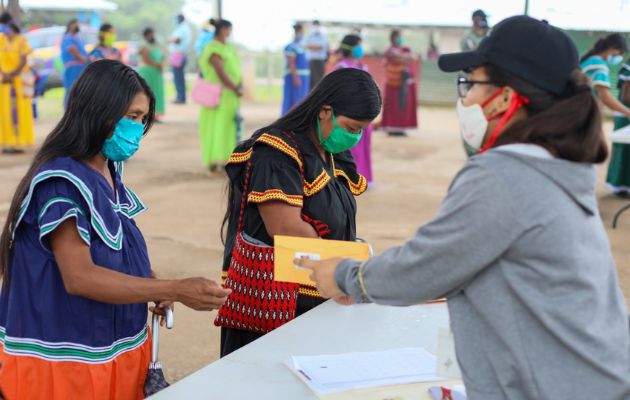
0 157 151 399
381 45 418 133
219 129 367 356
282 41 310 115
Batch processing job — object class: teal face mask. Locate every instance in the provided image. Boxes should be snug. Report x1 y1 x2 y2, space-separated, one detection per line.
608 54 623 66
352 45 364 59
102 118 145 161
317 111 363 154
396 37 404 46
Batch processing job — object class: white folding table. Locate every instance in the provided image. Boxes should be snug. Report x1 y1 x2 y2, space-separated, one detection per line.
149 301 458 400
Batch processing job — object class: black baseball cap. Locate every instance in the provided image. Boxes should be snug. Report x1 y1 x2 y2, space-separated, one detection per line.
439 15 578 96
472 9 487 19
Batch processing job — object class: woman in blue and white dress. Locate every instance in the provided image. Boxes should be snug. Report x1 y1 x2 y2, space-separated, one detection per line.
580 33 630 194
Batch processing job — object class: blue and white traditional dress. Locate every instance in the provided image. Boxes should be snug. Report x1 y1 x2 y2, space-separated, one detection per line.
281 40 311 115
580 55 611 89
0 157 151 400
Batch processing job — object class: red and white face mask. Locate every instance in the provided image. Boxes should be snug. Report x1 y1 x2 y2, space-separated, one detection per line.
456 88 529 157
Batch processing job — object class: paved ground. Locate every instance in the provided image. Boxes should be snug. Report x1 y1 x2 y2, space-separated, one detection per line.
0 101 627 382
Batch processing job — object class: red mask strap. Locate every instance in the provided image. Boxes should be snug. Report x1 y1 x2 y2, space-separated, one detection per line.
481 88 503 109
480 91 529 153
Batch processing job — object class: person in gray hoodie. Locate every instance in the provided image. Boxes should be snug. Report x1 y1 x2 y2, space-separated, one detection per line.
296 16 630 400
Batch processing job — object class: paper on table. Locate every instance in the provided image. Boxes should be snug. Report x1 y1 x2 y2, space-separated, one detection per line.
286 347 445 395
274 235 371 286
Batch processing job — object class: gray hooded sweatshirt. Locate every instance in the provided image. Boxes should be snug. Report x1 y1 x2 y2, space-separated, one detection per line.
336 145 630 400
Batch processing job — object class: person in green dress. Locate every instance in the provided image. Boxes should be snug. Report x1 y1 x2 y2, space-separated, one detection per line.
138 27 165 122
198 18 242 172
607 59 630 193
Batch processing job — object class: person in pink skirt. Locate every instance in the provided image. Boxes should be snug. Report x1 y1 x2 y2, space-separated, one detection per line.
335 34 374 186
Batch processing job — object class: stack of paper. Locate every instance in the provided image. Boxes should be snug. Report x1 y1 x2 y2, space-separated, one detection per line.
286 347 445 394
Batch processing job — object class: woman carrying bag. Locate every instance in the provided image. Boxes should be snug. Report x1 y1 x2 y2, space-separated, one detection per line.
300 17 630 400
215 68 382 356
197 18 242 173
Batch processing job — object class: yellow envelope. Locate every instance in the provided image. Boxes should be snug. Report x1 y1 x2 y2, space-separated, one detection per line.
274 235 371 286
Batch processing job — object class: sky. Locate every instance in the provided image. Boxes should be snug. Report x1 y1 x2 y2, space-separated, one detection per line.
183 0 630 50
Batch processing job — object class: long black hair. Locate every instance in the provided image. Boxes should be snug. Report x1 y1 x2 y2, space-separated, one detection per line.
0 60 156 280
266 68 381 136
221 68 382 243
580 33 628 63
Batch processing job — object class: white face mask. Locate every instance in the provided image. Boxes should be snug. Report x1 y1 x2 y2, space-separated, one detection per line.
456 98 488 157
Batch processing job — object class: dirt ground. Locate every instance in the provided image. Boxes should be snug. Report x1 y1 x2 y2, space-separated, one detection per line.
0 101 628 382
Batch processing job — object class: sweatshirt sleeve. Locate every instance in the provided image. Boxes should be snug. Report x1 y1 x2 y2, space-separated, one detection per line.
335 160 525 306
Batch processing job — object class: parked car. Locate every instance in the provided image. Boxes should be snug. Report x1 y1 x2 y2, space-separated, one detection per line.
26 25 139 92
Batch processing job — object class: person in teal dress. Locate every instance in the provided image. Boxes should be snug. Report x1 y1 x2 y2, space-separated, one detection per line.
607 59 630 192
580 33 630 194
138 27 165 120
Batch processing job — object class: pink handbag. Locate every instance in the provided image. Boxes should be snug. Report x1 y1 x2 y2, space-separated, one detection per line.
191 77 222 108
168 51 186 68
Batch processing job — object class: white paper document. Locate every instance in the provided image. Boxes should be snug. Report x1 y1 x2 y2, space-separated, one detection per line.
286 347 445 394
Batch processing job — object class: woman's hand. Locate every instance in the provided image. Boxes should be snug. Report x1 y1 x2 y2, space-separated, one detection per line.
292 74 301 88
294 257 350 302
174 278 232 311
149 301 174 327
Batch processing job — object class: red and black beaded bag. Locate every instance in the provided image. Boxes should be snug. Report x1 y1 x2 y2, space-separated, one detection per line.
214 132 319 333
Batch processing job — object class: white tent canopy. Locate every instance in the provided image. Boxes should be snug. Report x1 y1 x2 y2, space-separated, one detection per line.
20 0 117 12
225 0 630 50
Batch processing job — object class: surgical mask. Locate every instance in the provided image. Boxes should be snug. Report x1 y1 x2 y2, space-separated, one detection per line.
608 54 623 66
456 89 529 157
474 19 488 29
104 32 117 47
352 45 364 59
102 118 145 161
395 37 404 46
317 111 363 154
456 99 488 157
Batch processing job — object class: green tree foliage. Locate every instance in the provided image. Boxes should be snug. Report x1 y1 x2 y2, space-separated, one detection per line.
106 0 186 42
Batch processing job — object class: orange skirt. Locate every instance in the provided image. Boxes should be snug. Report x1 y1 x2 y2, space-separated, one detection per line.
0 336 151 400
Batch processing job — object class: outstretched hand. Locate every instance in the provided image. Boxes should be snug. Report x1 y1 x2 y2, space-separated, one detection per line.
294 257 353 305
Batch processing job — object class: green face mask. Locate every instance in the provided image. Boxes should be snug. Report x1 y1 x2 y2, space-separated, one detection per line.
317 111 363 154
104 32 117 47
